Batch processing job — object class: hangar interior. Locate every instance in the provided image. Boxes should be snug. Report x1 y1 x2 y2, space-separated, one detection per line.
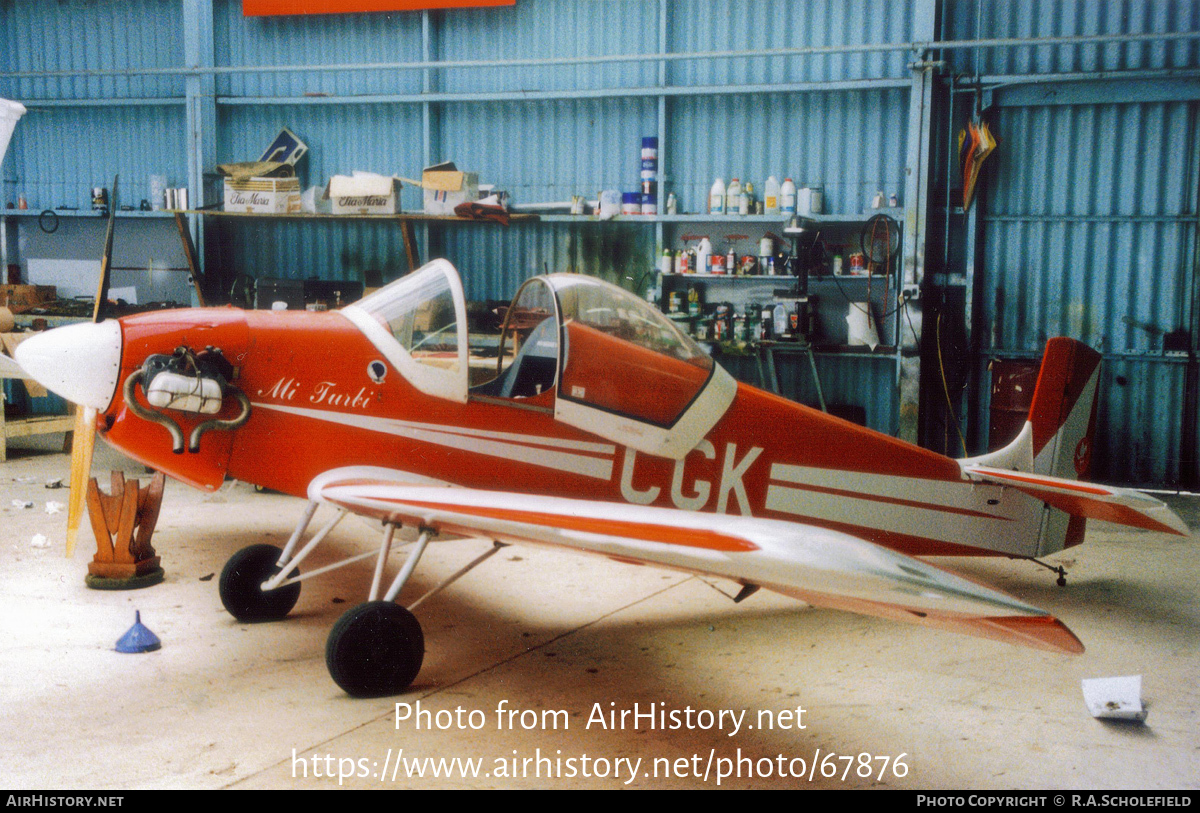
1 0 1198 791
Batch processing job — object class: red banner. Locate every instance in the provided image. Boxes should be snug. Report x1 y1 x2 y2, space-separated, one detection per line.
244 0 513 16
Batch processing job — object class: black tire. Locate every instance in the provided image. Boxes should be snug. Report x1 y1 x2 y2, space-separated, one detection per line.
326 601 424 698
219 544 301 622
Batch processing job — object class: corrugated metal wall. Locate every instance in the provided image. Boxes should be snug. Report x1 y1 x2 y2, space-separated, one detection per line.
940 0 1199 486
2 0 1197 485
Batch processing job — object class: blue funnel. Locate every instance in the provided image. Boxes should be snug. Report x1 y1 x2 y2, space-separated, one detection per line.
115 611 161 654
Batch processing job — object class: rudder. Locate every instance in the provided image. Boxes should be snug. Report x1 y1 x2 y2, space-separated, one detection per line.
1026 337 1102 481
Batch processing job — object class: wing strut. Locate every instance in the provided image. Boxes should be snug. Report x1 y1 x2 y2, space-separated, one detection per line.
408 541 507 611
381 527 434 602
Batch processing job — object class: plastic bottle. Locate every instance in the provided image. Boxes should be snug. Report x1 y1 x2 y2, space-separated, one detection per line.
725 178 741 215
781 178 797 215
697 237 713 274
764 176 780 214
709 178 726 214
773 302 789 336
740 182 753 216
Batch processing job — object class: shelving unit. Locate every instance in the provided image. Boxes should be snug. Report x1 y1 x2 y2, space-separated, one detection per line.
0 0 936 443
0 208 178 271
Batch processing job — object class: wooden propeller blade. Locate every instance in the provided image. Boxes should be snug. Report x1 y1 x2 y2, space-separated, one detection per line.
65 406 97 558
92 175 119 323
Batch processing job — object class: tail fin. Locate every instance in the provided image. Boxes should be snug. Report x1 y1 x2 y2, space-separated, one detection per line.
960 338 1103 555
962 338 1101 479
1027 338 1102 480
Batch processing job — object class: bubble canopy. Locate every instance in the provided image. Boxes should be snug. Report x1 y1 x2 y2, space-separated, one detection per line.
341 261 736 460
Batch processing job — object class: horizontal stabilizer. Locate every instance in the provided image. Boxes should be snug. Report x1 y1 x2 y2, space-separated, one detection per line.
311 467 1086 655
963 465 1189 536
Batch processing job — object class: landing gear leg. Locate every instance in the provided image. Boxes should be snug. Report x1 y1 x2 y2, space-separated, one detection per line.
1029 557 1069 587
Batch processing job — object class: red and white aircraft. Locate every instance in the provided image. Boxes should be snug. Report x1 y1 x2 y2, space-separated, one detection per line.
8 258 1189 696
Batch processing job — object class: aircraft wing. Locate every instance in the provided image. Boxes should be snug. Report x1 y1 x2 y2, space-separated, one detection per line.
962 465 1189 536
310 468 1085 655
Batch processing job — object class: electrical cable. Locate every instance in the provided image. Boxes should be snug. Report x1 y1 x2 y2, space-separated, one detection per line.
937 313 968 457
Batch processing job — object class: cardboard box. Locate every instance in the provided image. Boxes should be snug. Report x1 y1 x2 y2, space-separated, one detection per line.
326 172 402 215
224 176 302 213
420 162 479 215
0 284 56 311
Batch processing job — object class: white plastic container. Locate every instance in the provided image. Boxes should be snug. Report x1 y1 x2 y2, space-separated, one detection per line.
0 98 27 168
781 178 797 215
725 178 741 214
696 237 713 273
798 186 823 215
764 175 780 214
709 178 726 214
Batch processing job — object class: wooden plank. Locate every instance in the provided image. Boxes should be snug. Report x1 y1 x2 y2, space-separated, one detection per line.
195 210 538 223
173 212 207 307
2 415 76 439
401 220 419 272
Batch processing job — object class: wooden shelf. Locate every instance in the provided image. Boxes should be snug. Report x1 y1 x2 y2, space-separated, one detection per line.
190 210 540 223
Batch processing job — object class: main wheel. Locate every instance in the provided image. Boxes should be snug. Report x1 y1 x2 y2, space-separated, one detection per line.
326 601 424 698
219 544 301 622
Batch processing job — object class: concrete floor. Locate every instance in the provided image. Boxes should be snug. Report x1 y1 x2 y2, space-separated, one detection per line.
1 435 1198 790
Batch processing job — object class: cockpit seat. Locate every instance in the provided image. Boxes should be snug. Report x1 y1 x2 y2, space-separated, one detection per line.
476 317 559 398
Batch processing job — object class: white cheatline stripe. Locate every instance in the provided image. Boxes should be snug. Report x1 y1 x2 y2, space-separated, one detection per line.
400 419 616 455
765 463 1041 554
254 402 615 480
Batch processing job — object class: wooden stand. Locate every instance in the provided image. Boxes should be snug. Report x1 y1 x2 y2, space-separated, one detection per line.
85 471 166 590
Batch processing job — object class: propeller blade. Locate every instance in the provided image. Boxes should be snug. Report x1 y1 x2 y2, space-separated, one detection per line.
92 175 118 323
72 174 117 552
0 353 31 379
65 406 97 558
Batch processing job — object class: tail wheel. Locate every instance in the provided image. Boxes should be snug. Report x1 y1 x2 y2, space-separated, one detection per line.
219 544 301 622
326 601 424 697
